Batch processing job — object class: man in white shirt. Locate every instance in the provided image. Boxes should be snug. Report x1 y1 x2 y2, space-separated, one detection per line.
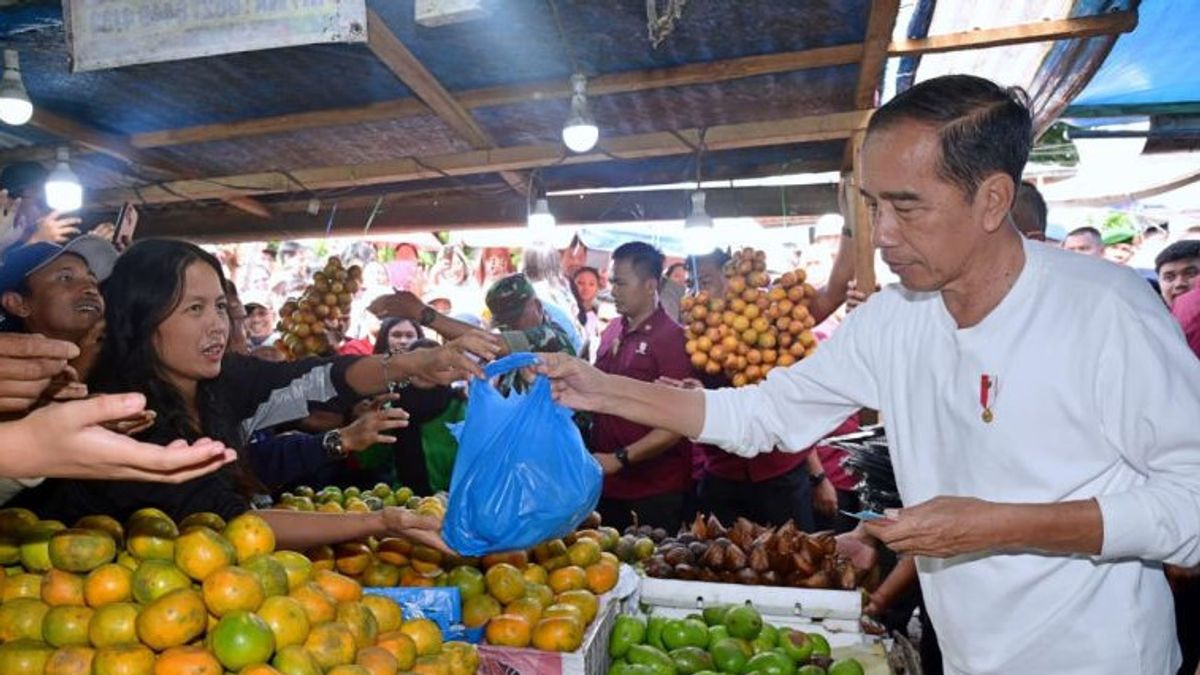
539 74 1200 675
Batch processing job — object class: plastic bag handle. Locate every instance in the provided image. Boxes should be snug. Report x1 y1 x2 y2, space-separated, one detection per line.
482 352 541 379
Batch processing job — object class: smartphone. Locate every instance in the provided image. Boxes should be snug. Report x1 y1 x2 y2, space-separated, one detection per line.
113 202 137 246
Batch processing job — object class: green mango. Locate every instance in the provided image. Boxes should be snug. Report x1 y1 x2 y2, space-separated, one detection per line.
797 666 827 675
702 604 729 626
627 644 678 675
807 633 831 658
827 659 864 675
646 615 668 651
669 646 714 674
662 618 709 651
778 629 814 664
745 650 796 675
710 638 751 675
610 615 648 659
707 625 730 651
724 605 763 641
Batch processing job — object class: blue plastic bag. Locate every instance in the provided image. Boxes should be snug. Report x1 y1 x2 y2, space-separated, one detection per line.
442 352 603 555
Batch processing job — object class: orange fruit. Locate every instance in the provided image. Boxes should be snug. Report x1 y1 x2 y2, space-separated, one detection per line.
125 514 178 562
88 602 138 647
303 621 356 671
173 526 236 581
305 545 335 572
361 595 403 633
0 597 49 641
441 641 479 675
360 560 401 588
92 642 156 675
461 593 501 629
409 655 450 675
178 512 226 533
152 645 221 675
85 564 133 608
399 618 442 657
0 639 54 675
240 665 283 675
504 596 543 626
327 666 371 675
222 514 275 563
532 616 584 652
484 563 525 604
313 570 362 604
554 589 598 625
336 601 379 649
566 539 601 568
243 554 290 598
202 566 265 616
48 529 117 573
135 588 206 650
257 595 311 649
289 582 337 625
485 613 532 648
547 566 587 594
525 582 555 609
209 610 276 671
45 645 95 675
4 572 43 600
398 566 435 588
272 551 314 591
585 561 619 594
43 604 94 647
355 646 399 675
270 644 323 675
374 631 417 670
334 542 373 577
522 564 548 585
42 569 86 606
130 560 190 604
599 551 620 567
542 602 583 625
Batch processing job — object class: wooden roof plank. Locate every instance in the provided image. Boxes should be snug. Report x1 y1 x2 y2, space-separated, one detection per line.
888 11 1138 56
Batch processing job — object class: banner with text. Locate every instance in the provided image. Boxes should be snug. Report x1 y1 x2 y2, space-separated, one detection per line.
65 0 367 72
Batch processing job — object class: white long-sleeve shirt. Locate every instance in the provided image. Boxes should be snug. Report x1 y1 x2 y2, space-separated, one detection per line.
699 238 1200 675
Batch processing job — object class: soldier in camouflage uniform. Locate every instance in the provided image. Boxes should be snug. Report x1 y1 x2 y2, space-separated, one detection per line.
485 273 577 357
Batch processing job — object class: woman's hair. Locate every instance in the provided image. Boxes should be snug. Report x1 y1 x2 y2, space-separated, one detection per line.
476 247 514 285
571 266 601 323
406 338 441 352
431 246 471 286
91 239 238 448
373 316 425 354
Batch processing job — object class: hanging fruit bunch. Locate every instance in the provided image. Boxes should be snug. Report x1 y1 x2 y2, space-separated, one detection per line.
275 257 363 360
681 248 818 387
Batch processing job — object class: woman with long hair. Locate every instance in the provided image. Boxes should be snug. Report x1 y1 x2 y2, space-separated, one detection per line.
476 247 514 288
32 239 496 551
374 317 425 355
572 266 603 362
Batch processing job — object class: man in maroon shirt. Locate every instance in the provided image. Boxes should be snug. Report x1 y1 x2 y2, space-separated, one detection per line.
591 242 695 532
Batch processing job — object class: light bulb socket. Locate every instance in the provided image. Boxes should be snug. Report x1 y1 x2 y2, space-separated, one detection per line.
562 73 598 153
0 49 32 126
528 197 556 231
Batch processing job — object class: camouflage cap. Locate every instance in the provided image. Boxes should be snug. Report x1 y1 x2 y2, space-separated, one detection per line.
486 273 536 326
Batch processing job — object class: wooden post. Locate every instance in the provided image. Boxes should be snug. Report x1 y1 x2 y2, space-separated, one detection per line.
849 129 876 297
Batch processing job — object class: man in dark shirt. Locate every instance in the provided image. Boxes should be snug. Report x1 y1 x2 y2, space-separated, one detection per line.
590 242 695 532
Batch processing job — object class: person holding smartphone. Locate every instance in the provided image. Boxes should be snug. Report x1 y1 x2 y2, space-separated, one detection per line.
0 162 83 252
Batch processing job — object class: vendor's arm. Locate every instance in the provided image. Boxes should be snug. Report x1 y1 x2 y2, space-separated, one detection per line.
258 507 448 553
809 232 855 325
596 428 683 475
368 291 507 352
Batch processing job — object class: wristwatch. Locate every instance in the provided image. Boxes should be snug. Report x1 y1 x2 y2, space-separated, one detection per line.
322 429 346 458
613 447 631 470
809 471 827 486
419 305 438 327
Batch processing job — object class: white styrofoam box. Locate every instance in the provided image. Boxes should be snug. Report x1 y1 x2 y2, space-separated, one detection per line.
638 577 862 621
414 0 489 27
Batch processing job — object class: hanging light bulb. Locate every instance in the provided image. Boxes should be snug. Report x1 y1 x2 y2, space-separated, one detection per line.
683 190 715 255
527 197 556 241
0 49 33 126
561 73 599 153
45 146 83 212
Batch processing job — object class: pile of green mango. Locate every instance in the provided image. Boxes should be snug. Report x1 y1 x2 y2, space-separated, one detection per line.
607 604 864 675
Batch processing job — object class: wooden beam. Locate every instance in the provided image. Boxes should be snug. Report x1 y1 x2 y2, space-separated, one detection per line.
888 11 1138 56
364 9 525 194
30 109 273 219
93 109 872 206
854 0 902 109
128 43 864 150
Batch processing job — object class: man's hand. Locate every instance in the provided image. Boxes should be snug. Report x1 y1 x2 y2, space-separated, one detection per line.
0 190 18 233
0 334 79 412
99 409 157 437
536 353 610 412
845 279 879 313
91 222 116 242
836 525 879 572
369 291 425 321
340 406 410 452
380 507 452 554
812 477 838 518
29 211 82 245
592 452 622 476
11 394 236 482
402 337 492 385
864 496 1000 558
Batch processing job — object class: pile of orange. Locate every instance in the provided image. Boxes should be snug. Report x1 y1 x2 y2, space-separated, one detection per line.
683 247 819 386
275 256 364 359
0 506 477 675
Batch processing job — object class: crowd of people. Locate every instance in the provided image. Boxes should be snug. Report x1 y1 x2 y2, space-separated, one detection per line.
0 72 1197 675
